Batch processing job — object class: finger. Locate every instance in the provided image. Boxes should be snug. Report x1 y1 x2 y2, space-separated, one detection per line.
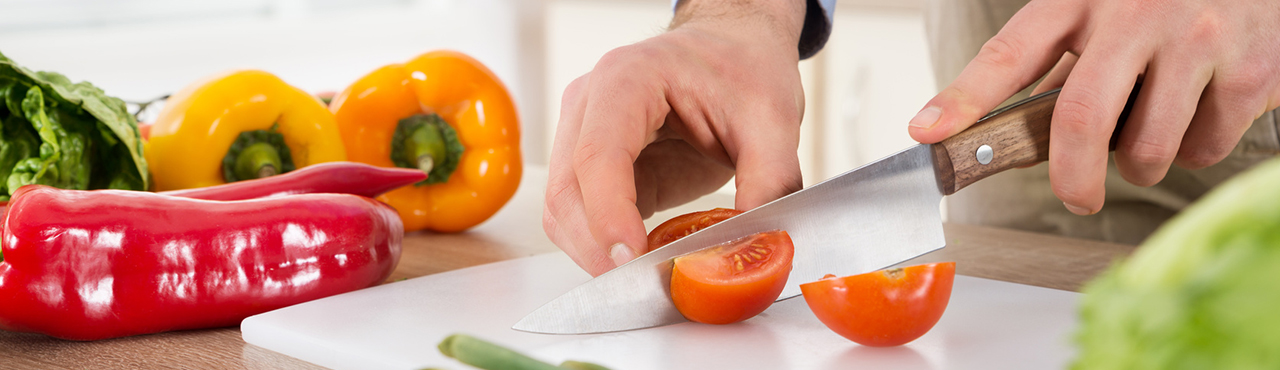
726 94 804 211
909 0 1085 144
1032 52 1078 95
1176 68 1271 169
545 74 615 276
1112 55 1212 186
1020 52 1078 171
1047 36 1150 215
574 56 668 269
633 136 735 219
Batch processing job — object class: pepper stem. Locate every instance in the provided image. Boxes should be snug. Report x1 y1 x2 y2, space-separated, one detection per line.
234 142 282 180
391 114 464 185
222 124 295 182
418 155 435 175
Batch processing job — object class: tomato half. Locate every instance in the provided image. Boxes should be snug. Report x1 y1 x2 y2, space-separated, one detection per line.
670 230 794 325
800 262 956 347
647 208 743 251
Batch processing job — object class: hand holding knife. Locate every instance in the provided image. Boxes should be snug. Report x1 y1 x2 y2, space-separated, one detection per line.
518 87 1137 334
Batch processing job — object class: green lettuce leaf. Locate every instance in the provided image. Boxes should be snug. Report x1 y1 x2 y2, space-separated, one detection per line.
0 49 147 195
1073 157 1280 370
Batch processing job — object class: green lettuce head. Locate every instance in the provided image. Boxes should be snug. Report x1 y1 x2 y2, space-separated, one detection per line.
0 50 148 199
1074 156 1280 369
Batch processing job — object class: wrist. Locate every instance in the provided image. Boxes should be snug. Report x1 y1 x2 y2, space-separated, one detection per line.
670 0 806 50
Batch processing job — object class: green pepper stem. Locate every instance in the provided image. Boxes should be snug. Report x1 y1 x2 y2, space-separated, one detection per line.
233 142 282 181
404 122 446 174
390 114 464 185
418 155 435 175
222 125 295 183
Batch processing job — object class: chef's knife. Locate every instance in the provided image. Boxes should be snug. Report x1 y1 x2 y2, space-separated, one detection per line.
516 87 1135 334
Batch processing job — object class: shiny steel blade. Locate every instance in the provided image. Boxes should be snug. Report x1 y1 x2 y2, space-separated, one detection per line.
514 144 946 334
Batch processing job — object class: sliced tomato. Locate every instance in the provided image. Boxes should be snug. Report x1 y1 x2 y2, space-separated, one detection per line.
800 262 955 347
647 208 743 251
670 230 794 325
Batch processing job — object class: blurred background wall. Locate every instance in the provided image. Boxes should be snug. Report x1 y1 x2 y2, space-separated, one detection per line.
0 0 936 191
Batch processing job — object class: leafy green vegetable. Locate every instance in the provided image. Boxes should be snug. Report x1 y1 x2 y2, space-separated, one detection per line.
0 50 147 198
0 116 39 189
1073 157 1280 369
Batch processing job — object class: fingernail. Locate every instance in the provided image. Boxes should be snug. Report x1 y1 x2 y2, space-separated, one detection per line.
609 243 636 267
1063 202 1094 216
909 106 942 129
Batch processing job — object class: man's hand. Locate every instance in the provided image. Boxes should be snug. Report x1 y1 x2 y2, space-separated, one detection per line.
909 0 1280 215
545 0 808 276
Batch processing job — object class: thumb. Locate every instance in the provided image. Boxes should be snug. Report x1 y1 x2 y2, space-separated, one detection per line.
908 2 1077 144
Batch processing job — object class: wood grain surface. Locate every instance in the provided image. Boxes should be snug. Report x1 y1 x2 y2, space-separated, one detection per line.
0 169 1137 369
933 91 1055 195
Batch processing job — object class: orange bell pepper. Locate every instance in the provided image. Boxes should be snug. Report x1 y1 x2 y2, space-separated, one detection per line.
329 51 521 232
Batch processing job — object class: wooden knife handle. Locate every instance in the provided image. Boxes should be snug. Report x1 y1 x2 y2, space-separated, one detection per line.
932 86 1138 195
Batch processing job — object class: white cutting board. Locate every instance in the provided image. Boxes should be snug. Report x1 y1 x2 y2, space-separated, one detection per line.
242 252 1082 370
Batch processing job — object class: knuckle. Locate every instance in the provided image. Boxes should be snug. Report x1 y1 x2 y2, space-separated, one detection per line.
543 175 577 218
1177 145 1231 169
561 76 590 106
975 36 1026 73
572 139 613 175
1121 137 1178 168
597 44 663 73
1220 63 1275 98
595 47 637 69
1185 10 1226 45
1053 91 1110 136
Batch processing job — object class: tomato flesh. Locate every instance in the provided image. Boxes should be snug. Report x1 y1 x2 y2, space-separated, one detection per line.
647 208 743 251
670 230 794 325
800 262 956 347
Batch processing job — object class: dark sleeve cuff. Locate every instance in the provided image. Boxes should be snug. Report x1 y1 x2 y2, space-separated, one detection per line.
798 0 834 60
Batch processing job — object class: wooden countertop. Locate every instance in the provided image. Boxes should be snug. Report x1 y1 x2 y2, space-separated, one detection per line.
0 169 1137 369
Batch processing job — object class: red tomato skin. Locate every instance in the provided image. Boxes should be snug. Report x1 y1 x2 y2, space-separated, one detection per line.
670 231 794 325
800 262 956 347
647 208 743 251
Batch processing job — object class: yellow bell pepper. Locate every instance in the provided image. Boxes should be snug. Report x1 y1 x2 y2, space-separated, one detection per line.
329 50 522 232
146 70 347 191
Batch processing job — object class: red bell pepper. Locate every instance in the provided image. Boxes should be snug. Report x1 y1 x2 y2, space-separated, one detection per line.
0 185 403 340
0 162 425 215
160 161 427 201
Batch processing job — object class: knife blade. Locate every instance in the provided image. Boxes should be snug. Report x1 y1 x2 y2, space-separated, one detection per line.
515 87 1124 334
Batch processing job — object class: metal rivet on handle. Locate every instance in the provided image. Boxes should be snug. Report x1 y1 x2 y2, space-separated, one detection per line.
976 145 994 165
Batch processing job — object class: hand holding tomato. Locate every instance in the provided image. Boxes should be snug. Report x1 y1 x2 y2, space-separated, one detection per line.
542 0 808 276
